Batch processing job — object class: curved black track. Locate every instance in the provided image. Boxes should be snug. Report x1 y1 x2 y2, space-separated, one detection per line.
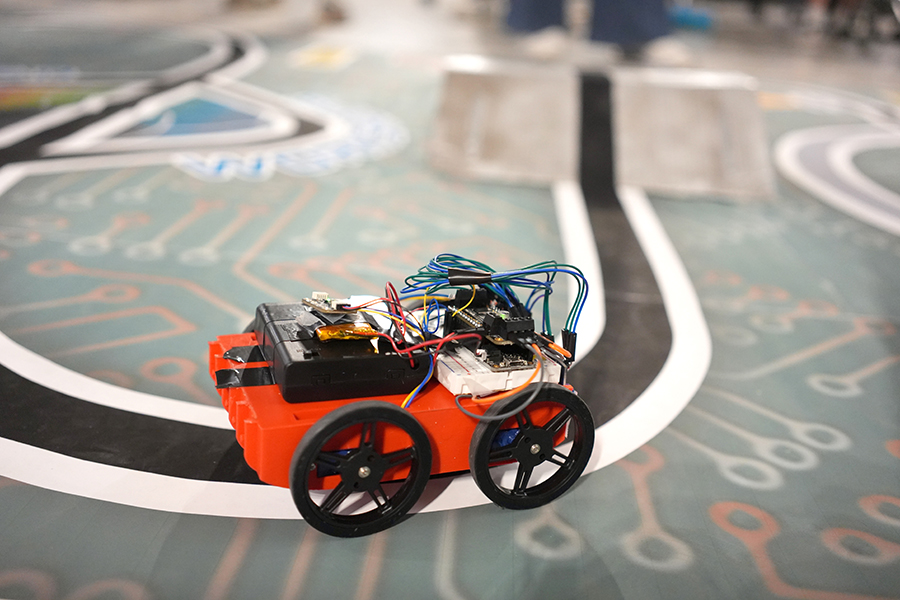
569 74 673 426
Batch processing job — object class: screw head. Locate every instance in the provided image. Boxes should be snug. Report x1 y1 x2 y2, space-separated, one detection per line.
358 466 371 478
530 443 541 455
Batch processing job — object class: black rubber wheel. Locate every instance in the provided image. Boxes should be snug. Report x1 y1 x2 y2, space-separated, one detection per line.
289 401 432 537
469 384 594 510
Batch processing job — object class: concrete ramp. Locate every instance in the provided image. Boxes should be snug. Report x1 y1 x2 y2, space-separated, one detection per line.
431 60 773 200
612 68 774 200
429 56 580 185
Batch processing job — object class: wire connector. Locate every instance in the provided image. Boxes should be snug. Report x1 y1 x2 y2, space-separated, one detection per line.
447 268 492 286
561 329 577 364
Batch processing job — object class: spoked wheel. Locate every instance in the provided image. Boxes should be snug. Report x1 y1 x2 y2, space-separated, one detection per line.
469 384 594 510
289 401 432 537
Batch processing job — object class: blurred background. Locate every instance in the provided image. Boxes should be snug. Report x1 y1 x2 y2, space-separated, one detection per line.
1 1 900 599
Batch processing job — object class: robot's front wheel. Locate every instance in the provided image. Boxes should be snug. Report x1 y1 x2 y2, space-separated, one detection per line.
289 401 432 538
469 384 594 510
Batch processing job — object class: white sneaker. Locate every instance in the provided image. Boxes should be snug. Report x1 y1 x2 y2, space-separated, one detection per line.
447 0 481 18
521 26 571 60
642 36 693 67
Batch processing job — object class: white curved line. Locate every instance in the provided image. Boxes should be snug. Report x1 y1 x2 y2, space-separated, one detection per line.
777 84 900 124
0 330 231 428
203 32 269 85
775 124 900 236
43 34 277 157
553 179 605 358
0 438 297 518
156 28 234 85
0 94 348 176
43 82 301 155
0 29 236 151
0 96 373 430
0 161 233 429
828 129 900 215
588 185 710 466
0 85 147 151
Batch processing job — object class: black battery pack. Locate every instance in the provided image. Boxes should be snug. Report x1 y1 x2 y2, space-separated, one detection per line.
250 302 427 403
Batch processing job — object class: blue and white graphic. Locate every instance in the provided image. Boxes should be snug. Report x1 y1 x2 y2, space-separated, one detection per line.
173 94 410 181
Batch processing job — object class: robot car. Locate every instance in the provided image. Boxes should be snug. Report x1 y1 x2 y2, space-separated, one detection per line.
209 254 594 537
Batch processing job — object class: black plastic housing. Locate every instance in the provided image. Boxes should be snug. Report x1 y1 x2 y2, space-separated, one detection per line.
251 303 427 403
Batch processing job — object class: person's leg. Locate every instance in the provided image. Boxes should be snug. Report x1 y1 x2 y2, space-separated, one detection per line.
507 0 565 32
589 0 671 45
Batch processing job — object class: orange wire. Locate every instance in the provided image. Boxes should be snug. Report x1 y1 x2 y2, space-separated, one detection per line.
537 333 571 359
546 341 571 358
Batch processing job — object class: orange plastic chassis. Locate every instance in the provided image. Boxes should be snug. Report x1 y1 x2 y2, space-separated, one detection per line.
209 332 564 489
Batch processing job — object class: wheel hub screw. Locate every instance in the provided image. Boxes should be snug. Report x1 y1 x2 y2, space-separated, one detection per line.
530 444 541 455
358 466 371 478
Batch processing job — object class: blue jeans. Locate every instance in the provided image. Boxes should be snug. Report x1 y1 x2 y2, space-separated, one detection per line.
507 0 671 46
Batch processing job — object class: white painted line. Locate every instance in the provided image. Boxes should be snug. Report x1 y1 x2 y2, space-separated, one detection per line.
0 91 115 150
0 163 27 197
782 85 900 124
156 27 233 85
775 124 900 237
0 93 349 180
613 67 757 91
0 330 231 428
0 29 238 151
553 179 605 359
203 32 269 85
0 438 298 518
443 54 576 79
43 82 301 155
828 128 900 215
583 185 709 470
219 79 351 141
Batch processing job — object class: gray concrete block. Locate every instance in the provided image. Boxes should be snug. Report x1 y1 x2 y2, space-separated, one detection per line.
430 56 579 185
612 68 775 200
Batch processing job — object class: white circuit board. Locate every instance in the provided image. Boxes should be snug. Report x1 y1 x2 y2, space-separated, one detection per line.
435 346 561 396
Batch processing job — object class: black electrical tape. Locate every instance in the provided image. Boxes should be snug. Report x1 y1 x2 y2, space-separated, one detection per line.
215 367 274 388
223 345 265 364
447 267 492 285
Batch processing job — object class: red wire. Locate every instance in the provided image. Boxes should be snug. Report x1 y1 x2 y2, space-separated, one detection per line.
406 332 482 354
341 297 390 311
384 282 406 340
337 283 483 368
373 332 482 357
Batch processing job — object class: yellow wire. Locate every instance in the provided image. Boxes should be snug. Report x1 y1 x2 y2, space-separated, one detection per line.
402 295 453 303
359 308 425 340
401 363 433 408
395 294 453 334
450 285 476 318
